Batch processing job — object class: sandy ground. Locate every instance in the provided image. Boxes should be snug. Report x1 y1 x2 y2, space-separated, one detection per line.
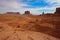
0 26 60 40
0 14 60 40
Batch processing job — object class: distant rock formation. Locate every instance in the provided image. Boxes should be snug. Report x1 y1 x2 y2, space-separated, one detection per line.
55 7 60 14
42 12 44 15
6 12 20 14
24 11 31 15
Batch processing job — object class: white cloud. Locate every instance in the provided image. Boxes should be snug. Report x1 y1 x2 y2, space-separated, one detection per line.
0 0 58 15
46 0 60 3
0 0 27 9
0 0 28 8
0 0 29 13
45 0 60 7
18 7 55 15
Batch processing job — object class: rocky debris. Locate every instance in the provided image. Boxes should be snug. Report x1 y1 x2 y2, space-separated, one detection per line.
55 7 60 14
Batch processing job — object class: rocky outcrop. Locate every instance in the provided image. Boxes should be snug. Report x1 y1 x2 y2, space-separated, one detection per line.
24 11 31 15
6 12 20 14
55 7 60 14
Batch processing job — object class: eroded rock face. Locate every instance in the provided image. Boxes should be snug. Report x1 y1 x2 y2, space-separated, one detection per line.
55 7 60 14
24 11 31 15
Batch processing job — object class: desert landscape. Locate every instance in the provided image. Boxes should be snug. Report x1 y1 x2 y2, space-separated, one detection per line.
0 7 60 40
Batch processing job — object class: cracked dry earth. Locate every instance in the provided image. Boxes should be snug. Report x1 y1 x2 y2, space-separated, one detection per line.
0 23 60 40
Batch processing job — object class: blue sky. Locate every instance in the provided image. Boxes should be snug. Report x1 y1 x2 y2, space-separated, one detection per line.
20 0 49 8
0 0 60 15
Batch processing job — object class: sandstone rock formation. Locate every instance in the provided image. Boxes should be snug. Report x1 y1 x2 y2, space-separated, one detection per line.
7 12 20 14
42 12 44 15
55 7 60 14
24 11 31 15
